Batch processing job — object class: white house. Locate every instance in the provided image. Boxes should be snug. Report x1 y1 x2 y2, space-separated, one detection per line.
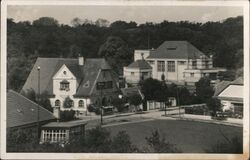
123 53 152 85
127 41 226 85
214 77 243 117
22 56 120 118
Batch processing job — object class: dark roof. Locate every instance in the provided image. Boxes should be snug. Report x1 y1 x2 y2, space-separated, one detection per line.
121 87 143 98
214 77 243 96
7 90 55 128
127 59 152 69
22 57 117 97
147 41 206 59
74 59 118 97
42 119 87 129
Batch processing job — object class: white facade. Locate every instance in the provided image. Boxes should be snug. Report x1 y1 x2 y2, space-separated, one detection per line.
146 58 188 82
123 67 152 84
217 84 243 115
50 64 88 116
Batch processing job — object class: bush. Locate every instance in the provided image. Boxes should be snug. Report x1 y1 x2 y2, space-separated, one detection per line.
87 104 101 115
128 94 142 106
60 110 76 122
111 131 139 153
112 97 126 112
63 97 73 108
145 130 181 153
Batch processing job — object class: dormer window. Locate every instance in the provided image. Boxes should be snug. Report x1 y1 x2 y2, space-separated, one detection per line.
60 80 70 91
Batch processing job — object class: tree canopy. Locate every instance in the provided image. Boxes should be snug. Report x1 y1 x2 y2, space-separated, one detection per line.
7 16 243 91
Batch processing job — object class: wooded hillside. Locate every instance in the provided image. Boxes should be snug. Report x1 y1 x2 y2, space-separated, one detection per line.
7 16 243 91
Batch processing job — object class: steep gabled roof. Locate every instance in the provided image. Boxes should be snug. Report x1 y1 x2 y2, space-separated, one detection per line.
127 59 152 70
22 57 116 98
7 90 55 128
147 41 206 59
22 58 77 95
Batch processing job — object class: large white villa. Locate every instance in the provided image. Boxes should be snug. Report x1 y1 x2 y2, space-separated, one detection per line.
124 41 226 85
22 56 120 118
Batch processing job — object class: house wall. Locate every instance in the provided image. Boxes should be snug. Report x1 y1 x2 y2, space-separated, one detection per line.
146 58 187 82
50 65 88 113
123 67 152 84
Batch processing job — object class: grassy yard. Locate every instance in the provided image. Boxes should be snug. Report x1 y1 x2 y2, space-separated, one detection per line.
106 119 242 153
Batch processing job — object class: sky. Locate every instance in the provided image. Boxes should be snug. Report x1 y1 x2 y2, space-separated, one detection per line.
7 5 243 25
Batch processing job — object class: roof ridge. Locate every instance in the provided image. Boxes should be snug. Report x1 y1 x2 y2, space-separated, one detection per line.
9 90 55 117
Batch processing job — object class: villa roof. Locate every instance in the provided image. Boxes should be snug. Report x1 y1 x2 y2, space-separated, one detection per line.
127 59 152 69
7 90 55 128
22 57 116 97
147 41 206 59
214 77 243 97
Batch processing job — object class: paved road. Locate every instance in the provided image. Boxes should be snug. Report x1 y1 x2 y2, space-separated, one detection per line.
79 110 243 129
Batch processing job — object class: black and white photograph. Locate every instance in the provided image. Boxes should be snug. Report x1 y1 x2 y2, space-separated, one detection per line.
1 0 249 159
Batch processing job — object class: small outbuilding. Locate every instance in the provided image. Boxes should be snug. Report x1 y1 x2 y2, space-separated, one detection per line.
40 120 87 144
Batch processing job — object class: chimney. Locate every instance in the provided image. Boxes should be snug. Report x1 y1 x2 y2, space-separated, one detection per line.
78 54 84 66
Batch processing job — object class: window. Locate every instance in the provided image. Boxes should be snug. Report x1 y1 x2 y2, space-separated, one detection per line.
131 72 134 75
178 61 186 65
96 81 113 90
60 80 70 91
78 100 84 108
42 129 67 143
167 61 175 72
55 100 61 107
157 61 165 72
190 73 194 77
192 60 197 69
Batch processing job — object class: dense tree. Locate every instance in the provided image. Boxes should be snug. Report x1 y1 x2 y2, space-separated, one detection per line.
33 17 59 27
140 78 166 101
195 77 214 103
206 98 222 116
98 36 132 74
128 94 142 106
7 16 243 91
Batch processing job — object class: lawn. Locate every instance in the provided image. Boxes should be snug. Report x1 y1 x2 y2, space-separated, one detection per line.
106 119 243 153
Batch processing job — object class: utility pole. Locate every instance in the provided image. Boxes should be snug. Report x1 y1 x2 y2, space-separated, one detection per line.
37 66 40 142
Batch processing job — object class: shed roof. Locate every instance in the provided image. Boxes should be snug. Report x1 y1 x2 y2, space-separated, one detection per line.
7 90 55 128
42 120 87 129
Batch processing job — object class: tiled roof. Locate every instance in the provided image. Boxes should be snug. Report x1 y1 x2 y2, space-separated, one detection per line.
7 90 55 128
214 77 243 96
22 57 117 97
22 58 77 95
147 41 206 59
127 59 152 69
121 87 143 98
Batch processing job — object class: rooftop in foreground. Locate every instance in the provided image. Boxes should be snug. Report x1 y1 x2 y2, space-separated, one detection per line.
42 119 87 129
